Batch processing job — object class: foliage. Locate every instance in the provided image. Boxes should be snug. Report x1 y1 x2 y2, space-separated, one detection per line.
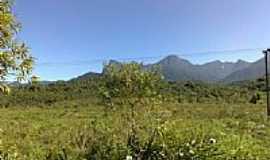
0 76 261 108
0 0 34 94
0 62 266 159
99 62 167 156
0 1 268 159
0 104 270 159
99 62 164 108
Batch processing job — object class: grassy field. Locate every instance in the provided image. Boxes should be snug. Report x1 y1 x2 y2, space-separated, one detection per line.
1 102 270 159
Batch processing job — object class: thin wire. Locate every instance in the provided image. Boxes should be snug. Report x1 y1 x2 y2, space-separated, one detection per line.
180 47 265 56
36 47 266 67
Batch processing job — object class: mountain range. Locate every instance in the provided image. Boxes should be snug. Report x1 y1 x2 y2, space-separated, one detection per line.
74 55 266 83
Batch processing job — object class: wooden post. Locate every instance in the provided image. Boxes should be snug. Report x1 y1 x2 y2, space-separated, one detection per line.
263 49 270 117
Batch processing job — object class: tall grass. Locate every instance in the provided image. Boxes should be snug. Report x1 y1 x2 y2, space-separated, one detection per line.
0 102 269 159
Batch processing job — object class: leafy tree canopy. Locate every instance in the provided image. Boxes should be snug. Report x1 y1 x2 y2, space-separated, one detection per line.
0 0 34 94
100 62 164 107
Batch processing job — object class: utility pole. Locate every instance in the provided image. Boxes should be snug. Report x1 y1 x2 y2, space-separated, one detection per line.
263 49 270 117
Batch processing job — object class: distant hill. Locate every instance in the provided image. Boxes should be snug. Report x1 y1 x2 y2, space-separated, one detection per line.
71 72 101 81
223 58 265 82
151 55 197 81
150 55 251 82
74 55 265 83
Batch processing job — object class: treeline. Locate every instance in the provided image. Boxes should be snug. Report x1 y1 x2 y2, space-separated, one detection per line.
0 76 262 108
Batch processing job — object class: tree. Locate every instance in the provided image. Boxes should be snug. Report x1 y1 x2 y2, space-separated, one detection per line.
0 0 34 94
99 62 164 157
100 62 164 109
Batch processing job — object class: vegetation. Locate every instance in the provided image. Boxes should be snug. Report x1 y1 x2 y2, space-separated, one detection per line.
0 1 269 159
0 0 34 94
0 63 269 159
100 63 163 107
0 102 270 159
0 76 261 108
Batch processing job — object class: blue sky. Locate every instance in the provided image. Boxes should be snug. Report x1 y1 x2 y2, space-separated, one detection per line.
15 0 270 80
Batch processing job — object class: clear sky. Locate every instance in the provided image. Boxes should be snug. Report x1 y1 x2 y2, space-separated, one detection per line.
14 0 270 80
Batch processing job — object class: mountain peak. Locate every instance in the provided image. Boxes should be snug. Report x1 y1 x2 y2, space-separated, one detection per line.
212 60 222 64
236 59 248 64
162 55 183 62
108 60 120 65
165 54 180 59
160 55 191 65
74 55 263 83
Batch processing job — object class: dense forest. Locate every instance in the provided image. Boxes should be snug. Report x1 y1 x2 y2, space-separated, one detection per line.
0 75 264 108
